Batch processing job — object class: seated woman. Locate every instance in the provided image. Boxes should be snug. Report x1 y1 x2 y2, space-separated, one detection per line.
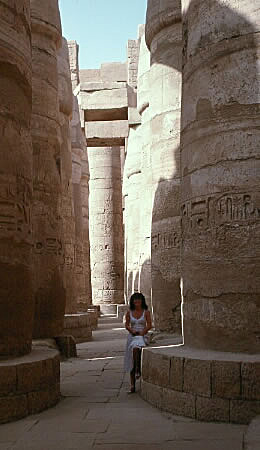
124 292 152 393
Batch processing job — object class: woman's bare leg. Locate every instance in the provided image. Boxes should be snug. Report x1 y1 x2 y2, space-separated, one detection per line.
133 347 141 377
130 369 135 392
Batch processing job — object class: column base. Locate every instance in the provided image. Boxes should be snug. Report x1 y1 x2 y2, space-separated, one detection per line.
141 345 260 424
0 345 60 424
63 313 93 343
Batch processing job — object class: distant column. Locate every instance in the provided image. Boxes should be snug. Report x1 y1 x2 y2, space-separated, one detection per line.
0 0 34 357
88 147 124 309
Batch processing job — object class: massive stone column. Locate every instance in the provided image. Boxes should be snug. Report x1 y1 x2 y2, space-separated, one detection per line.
81 145 92 310
137 30 153 310
123 127 142 300
0 0 34 357
71 96 85 309
123 30 142 301
181 0 260 353
146 0 182 333
88 146 124 310
58 38 75 315
31 0 65 338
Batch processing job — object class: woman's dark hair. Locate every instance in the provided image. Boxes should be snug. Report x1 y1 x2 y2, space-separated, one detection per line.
129 292 148 310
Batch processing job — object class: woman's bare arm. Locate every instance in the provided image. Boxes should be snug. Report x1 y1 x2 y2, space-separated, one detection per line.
140 310 152 336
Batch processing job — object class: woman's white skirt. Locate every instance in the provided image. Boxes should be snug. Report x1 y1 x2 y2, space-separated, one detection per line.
124 334 147 373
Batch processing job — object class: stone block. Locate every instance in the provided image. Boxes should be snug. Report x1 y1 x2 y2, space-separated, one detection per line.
0 366 17 395
17 361 46 393
212 360 241 399
27 384 60 415
242 363 260 400
162 388 196 419
230 400 260 425
0 395 28 424
141 348 151 382
146 351 170 387
85 120 129 147
80 87 128 114
169 356 183 391
183 358 211 397
196 396 230 423
141 380 163 409
100 62 127 82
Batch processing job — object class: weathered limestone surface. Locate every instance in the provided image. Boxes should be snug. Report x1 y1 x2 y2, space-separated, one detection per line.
181 0 260 353
123 126 142 300
136 30 153 310
31 0 65 339
85 120 129 147
58 38 76 316
0 0 33 357
71 96 85 310
146 0 182 333
68 40 79 91
88 146 124 307
80 147 92 311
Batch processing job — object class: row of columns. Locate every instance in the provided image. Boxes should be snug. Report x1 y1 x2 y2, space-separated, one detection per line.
0 0 92 359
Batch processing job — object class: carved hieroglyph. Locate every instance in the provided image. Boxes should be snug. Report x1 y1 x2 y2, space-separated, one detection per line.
58 38 76 315
0 0 34 357
146 0 182 332
31 0 65 338
181 0 260 352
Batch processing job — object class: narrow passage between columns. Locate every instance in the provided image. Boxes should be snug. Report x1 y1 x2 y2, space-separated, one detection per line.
0 315 246 450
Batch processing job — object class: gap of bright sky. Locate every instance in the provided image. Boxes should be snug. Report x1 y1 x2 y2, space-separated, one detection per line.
59 0 147 70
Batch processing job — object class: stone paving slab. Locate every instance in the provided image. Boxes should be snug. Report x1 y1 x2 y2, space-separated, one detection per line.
0 316 247 450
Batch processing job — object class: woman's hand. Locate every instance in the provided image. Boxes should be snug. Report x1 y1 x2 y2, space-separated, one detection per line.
132 331 139 336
